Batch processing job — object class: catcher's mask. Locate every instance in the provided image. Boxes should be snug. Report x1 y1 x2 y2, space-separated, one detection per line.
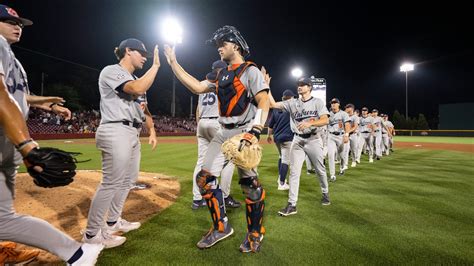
206 25 250 58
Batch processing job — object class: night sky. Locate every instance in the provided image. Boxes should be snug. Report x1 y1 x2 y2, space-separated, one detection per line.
4 0 474 126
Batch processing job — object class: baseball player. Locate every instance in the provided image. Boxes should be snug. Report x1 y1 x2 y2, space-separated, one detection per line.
164 25 270 253
344 103 360 168
382 114 395 155
83 38 160 248
327 98 350 182
356 107 375 163
191 60 239 210
267 77 330 217
0 5 103 264
371 109 389 160
266 89 296 190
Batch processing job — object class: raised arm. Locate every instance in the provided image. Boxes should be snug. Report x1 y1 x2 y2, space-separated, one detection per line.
123 45 160 96
163 45 212 94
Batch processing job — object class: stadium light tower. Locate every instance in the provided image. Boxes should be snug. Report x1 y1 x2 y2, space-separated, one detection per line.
400 63 414 119
291 67 303 78
162 17 183 117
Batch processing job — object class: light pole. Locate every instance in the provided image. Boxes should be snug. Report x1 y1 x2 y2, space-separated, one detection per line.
400 63 414 119
162 17 183 117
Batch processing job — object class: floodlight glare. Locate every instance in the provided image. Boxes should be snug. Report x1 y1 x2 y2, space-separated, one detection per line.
400 63 414 72
291 68 303 78
162 17 183 44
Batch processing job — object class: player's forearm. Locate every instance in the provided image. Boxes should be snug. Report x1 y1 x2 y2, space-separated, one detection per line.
169 61 209 94
0 86 33 148
312 115 329 127
268 90 284 109
344 123 351 134
254 91 270 128
124 65 159 95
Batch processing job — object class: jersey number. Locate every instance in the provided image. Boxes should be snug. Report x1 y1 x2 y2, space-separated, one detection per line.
202 94 216 106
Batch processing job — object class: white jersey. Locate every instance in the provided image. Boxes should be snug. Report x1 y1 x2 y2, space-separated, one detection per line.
281 96 329 135
198 92 219 118
348 114 360 133
359 115 374 133
328 110 350 134
382 120 394 133
372 116 383 132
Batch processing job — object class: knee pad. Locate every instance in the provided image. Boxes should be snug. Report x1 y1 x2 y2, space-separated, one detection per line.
239 176 264 202
196 169 218 197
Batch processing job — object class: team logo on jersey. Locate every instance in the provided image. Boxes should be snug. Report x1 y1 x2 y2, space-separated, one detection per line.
7 8 19 17
222 75 229 81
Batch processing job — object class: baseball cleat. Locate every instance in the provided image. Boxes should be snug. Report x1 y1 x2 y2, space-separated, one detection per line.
277 182 290 191
106 217 141 233
196 223 234 249
376 156 381 160
356 160 361 164
351 162 357 167
321 193 331 205
224 195 241 208
339 170 345 176
329 175 336 182
369 158 374 163
68 243 104 266
278 203 297 216
191 199 207 210
239 232 264 253
306 169 316 175
82 229 126 249
0 242 40 265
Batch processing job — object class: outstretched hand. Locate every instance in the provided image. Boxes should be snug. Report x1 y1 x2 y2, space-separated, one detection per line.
261 66 272 87
163 45 177 65
153 45 160 67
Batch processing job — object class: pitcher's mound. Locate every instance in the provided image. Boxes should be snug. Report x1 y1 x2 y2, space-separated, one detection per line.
11 170 180 265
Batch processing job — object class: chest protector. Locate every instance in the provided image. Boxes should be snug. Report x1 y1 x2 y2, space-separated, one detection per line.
216 62 256 117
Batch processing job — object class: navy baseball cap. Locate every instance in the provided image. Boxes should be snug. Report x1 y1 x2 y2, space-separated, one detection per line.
372 109 379 113
361 107 369 111
282 89 296 97
211 60 227 70
330 98 340 104
118 38 151 57
0 5 33 27
345 103 355 109
297 77 312 86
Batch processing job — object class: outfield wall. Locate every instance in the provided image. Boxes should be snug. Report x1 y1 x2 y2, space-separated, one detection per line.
396 129 474 137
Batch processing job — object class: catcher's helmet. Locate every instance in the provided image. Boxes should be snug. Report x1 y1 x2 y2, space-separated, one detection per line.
206 25 250 57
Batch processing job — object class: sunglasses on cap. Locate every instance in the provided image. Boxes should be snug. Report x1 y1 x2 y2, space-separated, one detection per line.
0 19 24 29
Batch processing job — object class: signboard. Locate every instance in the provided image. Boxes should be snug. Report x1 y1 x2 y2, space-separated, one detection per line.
310 77 326 104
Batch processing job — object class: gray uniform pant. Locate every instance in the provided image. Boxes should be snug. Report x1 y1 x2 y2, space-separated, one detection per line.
86 123 141 235
288 135 328 206
344 133 360 164
382 133 390 155
327 133 348 176
192 119 234 201
374 131 383 157
0 167 80 261
276 141 291 165
357 132 374 161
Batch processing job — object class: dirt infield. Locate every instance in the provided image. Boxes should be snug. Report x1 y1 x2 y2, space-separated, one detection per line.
11 171 180 265
396 141 474 153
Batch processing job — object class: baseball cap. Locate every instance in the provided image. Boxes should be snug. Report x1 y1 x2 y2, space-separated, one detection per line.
361 107 368 111
0 5 33 27
118 38 151 57
297 77 312 86
282 89 296 97
330 98 340 104
372 109 379 113
211 60 227 70
345 103 355 109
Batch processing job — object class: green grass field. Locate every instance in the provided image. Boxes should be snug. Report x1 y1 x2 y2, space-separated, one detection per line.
35 136 474 265
394 136 474 144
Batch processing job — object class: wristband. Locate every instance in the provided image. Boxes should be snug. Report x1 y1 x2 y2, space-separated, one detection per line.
15 139 38 151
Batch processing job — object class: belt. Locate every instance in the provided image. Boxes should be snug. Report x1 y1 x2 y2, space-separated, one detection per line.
330 132 342 136
374 130 380 133
106 120 142 129
382 132 387 134
296 133 315 139
361 131 370 133
201 116 219 119
222 122 248 129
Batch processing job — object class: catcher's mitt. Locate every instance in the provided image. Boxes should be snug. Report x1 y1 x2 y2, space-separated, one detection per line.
23 147 78 188
221 133 262 170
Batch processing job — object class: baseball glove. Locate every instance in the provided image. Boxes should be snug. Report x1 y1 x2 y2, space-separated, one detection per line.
23 147 78 188
221 133 262 170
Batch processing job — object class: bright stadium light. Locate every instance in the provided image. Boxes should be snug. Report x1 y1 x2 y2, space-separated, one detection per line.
291 68 303 78
400 63 414 72
400 62 415 119
162 17 183 45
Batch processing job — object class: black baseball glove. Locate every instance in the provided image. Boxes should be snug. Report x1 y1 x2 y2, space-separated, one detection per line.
23 147 78 188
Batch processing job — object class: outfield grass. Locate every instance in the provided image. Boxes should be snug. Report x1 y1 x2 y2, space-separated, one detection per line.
36 137 474 265
395 136 474 144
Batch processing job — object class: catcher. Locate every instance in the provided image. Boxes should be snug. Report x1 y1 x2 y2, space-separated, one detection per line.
164 25 270 252
0 4 103 265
